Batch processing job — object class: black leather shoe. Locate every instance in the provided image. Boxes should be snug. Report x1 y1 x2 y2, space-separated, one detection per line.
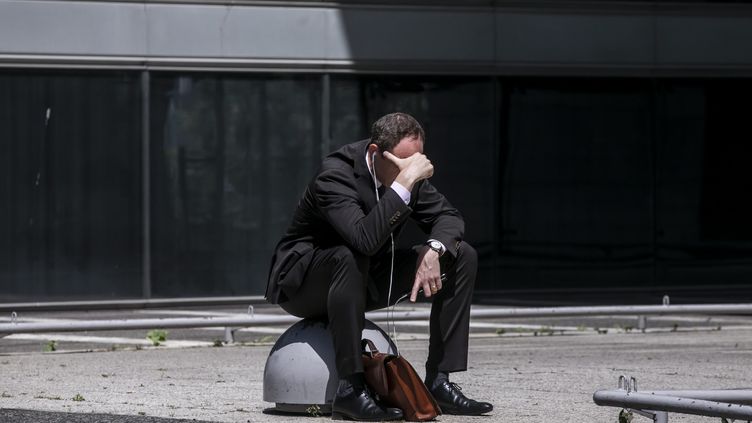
331 387 403 421
429 380 493 416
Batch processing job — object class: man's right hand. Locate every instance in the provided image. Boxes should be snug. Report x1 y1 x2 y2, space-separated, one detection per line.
383 151 434 191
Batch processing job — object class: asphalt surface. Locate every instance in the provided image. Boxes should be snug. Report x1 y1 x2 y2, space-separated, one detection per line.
2 304 752 422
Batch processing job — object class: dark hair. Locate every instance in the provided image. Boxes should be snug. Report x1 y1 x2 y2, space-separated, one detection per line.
370 112 425 152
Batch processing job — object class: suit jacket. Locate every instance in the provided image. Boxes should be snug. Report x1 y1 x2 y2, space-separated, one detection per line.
265 139 465 304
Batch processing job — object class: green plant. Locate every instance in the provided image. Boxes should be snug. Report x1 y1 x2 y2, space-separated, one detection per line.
72 394 85 402
146 330 168 346
43 340 57 352
306 404 323 417
213 339 224 347
618 409 633 423
254 335 275 344
34 395 62 400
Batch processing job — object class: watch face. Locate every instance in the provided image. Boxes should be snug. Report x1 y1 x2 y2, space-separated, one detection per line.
429 241 441 250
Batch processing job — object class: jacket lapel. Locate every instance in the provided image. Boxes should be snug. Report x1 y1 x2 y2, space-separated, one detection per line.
353 140 378 212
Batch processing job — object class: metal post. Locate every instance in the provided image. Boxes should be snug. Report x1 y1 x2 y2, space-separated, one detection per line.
637 315 648 331
224 327 236 344
629 408 668 423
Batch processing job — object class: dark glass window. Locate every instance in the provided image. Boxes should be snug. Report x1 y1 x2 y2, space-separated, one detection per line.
497 79 655 294
149 74 322 296
3 70 752 303
0 71 142 301
656 80 752 296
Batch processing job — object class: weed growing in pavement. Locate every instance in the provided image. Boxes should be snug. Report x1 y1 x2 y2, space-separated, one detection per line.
213 339 224 347
306 404 323 417
72 394 85 402
34 394 62 400
253 335 276 344
618 409 633 423
43 340 57 352
146 329 168 346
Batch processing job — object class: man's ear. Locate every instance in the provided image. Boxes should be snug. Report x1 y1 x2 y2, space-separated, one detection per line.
367 143 379 155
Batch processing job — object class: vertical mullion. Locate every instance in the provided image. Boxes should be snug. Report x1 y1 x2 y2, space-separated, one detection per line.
650 80 659 288
321 73 331 160
141 70 151 299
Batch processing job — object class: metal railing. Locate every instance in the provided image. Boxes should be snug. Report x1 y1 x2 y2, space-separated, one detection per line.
2 296 751 341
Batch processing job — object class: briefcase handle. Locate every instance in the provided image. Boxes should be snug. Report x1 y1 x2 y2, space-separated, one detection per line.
361 339 381 358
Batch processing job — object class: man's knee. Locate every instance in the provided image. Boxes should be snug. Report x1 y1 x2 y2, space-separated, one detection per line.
457 241 478 268
327 245 369 308
330 245 369 273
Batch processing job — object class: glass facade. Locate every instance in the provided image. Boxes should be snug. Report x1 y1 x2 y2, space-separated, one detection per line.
1 70 751 302
0 71 142 300
149 74 322 297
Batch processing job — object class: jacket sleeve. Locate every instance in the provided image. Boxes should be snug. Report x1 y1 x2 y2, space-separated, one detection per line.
313 165 411 256
410 180 465 259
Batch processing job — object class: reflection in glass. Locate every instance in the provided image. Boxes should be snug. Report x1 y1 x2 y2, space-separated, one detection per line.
150 74 321 296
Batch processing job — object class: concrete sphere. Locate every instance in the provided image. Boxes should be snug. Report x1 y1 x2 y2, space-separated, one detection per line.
263 317 398 413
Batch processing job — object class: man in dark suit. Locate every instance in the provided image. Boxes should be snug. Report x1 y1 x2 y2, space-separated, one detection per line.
266 112 493 421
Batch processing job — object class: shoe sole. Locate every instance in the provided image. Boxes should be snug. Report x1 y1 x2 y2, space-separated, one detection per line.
438 403 493 416
331 411 402 421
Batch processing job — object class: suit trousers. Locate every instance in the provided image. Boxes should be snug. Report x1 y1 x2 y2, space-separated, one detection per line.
278 241 478 378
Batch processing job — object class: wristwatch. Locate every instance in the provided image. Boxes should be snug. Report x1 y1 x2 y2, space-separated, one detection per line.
426 240 444 256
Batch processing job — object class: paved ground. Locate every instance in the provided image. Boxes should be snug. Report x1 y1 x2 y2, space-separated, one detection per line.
1 304 752 422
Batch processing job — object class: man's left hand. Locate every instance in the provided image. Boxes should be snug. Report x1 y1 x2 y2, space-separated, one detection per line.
411 246 442 302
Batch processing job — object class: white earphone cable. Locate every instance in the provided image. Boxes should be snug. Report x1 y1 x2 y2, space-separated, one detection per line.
370 152 397 343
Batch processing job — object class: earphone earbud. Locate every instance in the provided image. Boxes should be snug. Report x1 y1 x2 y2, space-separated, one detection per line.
370 151 379 200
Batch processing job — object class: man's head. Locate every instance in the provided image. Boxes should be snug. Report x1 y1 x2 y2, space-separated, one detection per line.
368 113 425 185
369 112 425 153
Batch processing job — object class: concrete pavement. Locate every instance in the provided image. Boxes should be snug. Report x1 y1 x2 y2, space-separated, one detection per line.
2 305 752 422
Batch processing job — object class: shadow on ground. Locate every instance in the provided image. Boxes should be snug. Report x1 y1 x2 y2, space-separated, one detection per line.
0 409 213 423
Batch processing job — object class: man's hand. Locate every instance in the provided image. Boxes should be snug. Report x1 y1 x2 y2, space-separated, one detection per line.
383 151 433 191
411 246 442 302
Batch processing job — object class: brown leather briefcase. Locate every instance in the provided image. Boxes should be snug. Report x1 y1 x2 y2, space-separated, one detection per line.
361 339 441 421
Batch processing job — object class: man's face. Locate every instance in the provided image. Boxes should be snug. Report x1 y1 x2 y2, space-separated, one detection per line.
375 135 424 185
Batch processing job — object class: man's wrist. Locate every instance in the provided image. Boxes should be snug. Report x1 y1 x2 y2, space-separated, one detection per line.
426 239 445 256
390 181 411 205
394 174 416 191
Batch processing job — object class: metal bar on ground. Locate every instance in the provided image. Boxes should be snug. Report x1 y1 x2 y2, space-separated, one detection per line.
593 390 752 420
643 389 752 405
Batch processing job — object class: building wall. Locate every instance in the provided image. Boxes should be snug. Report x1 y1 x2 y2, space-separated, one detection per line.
1 1 751 302
2 1 752 75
